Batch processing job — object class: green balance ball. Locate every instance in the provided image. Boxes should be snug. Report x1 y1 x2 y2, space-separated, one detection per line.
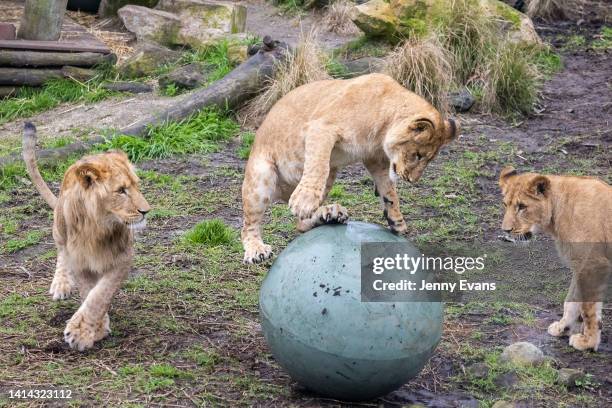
259 222 443 401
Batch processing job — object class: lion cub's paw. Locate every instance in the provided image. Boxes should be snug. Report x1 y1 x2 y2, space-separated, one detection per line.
94 313 111 342
318 204 349 225
569 333 600 351
49 273 74 301
244 242 273 264
389 220 408 235
289 185 322 219
547 321 568 337
64 312 97 351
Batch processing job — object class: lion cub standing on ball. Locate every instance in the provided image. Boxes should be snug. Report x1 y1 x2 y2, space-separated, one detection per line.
23 123 150 351
499 167 611 351
241 74 458 263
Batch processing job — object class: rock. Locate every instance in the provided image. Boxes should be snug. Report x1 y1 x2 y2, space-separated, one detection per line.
158 63 207 90
0 23 16 40
118 5 181 46
101 81 153 93
492 401 516 408
557 368 585 388
118 42 181 78
450 89 476 112
467 362 489 379
494 371 520 389
156 0 247 48
98 0 159 17
340 56 384 78
501 342 545 366
352 0 540 44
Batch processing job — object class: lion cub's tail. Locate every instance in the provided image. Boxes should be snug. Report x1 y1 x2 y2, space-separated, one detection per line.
22 122 57 209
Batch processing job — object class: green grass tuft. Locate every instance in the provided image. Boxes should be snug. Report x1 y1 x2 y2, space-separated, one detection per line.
183 219 237 247
3 230 45 253
104 109 239 162
593 26 612 50
237 131 255 160
0 78 116 125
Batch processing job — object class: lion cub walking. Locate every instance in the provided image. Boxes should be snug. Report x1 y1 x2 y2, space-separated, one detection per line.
22 122 150 351
241 74 458 263
499 167 611 351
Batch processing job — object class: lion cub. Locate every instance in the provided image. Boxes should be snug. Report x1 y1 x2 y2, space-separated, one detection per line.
23 122 150 351
499 167 611 351
241 74 458 263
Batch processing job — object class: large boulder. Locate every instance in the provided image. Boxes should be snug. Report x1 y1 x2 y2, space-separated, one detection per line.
118 5 181 46
352 0 540 44
156 0 247 48
98 0 159 17
118 42 182 78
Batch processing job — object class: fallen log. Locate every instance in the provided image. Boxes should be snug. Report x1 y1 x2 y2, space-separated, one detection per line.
0 50 116 67
0 68 63 86
101 81 153 94
0 37 290 167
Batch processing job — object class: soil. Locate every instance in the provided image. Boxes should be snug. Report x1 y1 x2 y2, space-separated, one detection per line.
0 6 610 408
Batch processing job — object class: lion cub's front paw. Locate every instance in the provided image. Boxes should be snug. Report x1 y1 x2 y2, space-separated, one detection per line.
318 204 349 225
49 273 73 301
389 220 408 235
547 321 568 337
569 333 600 351
95 313 111 342
64 312 97 351
289 185 322 219
243 242 273 264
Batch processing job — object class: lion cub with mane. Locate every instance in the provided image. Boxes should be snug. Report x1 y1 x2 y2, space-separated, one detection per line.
242 74 458 263
499 167 610 351
22 122 150 351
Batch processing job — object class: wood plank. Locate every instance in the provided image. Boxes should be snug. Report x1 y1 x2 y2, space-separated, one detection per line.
0 50 116 67
0 68 63 86
0 39 111 54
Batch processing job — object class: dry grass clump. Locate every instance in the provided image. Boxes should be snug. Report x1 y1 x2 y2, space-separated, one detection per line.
383 36 453 114
322 0 360 35
526 0 584 21
242 29 331 124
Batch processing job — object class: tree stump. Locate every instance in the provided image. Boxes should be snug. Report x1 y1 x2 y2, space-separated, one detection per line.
18 0 69 41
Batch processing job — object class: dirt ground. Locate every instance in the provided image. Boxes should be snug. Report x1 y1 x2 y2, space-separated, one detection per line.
0 7 610 408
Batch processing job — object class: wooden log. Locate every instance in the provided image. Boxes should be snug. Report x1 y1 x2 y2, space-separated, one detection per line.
101 81 153 93
0 40 111 54
0 68 63 86
18 0 69 41
0 51 116 67
0 37 290 167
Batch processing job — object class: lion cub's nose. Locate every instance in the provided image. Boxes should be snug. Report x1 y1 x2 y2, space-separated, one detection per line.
503 228 512 233
138 209 149 216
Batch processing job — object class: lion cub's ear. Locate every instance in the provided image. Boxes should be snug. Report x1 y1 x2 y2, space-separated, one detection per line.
498 166 518 190
76 163 102 188
528 175 550 198
412 118 435 142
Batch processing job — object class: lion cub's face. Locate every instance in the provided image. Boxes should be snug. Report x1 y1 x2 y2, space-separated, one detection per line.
385 116 458 183
498 166 552 241
67 151 150 230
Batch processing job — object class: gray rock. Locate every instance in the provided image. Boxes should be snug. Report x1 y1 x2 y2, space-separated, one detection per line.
494 371 520 389
340 57 384 78
557 368 585 387
467 362 489 379
118 42 181 78
500 342 545 366
492 401 517 408
98 0 159 17
118 5 181 46
159 63 207 90
450 89 476 112
101 81 153 93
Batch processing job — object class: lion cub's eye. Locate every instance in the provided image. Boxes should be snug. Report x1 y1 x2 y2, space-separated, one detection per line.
117 187 127 195
416 152 423 161
517 203 527 211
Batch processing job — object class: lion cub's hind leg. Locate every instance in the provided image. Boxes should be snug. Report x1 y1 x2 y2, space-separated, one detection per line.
365 159 407 234
241 157 277 264
49 250 74 300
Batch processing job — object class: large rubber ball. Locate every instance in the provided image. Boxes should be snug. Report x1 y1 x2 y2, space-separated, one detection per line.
259 222 443 401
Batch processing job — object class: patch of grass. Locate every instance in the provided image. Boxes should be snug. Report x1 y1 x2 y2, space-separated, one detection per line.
183 219 237 247
533 46 563 77
0 78 116 125
593 26 612 50
2 230 45 253
563 34 586 50
178 40 236 83
161 83 179 97
237 131 255 160
322 0 360 35
103 109 239 162
335 35 392 59
182 345 220 372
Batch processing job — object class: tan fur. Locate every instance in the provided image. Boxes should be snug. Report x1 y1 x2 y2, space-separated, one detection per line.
22 123 150 351
241 74 458 263
499 166 611 351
